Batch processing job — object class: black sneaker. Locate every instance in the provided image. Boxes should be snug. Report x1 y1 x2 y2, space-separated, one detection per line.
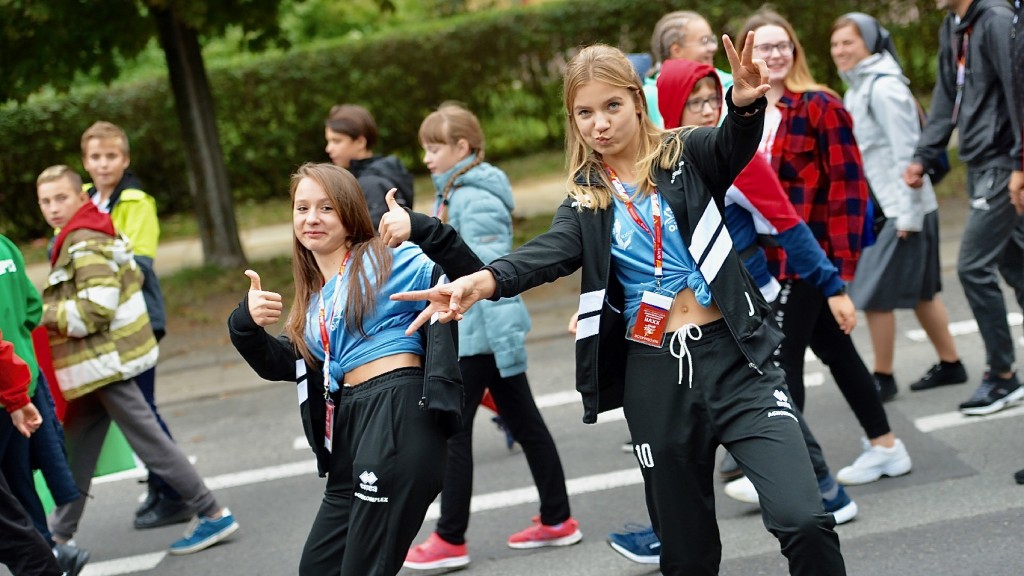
718 452 744 482
910 361 968 391
1015 468 1024 485
958 373 1024 416
134 494 194 529
54 543 90 576
874 373 898 402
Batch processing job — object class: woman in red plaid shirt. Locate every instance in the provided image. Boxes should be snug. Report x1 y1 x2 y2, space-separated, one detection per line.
739 8 913 487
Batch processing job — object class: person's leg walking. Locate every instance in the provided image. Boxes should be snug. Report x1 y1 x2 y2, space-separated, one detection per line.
623 338 721 576
772 279 819 412
0 472 63 576
958 168 1019 375
433 356 487 545
865 311 896 375
914 298 959 362
340 370 447 575
96 381 218 517
132 367 183 508
48 392 110 543
488 369 571 527
28 378 80 507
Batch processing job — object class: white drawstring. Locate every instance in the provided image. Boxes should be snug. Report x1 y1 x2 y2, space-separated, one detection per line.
669 323 703 387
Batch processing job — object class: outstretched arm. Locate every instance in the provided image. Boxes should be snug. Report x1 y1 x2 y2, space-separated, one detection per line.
391 269 497 335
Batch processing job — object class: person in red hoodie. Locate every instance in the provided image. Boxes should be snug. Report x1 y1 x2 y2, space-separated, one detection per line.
0 330 64 576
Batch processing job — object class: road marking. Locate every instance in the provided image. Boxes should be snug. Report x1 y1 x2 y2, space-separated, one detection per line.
293 436 308 450
905 313 1022 343
423 467 643 521
914 403 1024 433
80 552 165 576
205 460 317 490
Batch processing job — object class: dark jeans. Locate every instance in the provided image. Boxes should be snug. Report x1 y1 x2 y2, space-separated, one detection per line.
135 366 181 501
299 368 447 576
28 377 79 507
436 354 571 545
0 472 62 576
772 279 891 439
624 320 845 576
0 394 52 547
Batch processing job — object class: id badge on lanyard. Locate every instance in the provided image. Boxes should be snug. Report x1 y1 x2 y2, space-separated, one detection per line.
606 164 676 348
628 287 675 347
318 251 352 453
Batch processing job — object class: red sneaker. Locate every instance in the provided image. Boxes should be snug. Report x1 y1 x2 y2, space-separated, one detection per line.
403 532 470 570
507 516 583 549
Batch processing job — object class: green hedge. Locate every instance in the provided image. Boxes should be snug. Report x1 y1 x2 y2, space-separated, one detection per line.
0 0 942 242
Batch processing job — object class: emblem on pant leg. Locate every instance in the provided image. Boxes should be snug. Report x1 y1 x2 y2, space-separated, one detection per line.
356 470 389 503
767 389 798 422
773 389 792 409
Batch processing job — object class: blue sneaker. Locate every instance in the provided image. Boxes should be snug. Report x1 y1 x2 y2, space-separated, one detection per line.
169 508 239 555
491 415 516 451
823 486 858 525
607 523 660 565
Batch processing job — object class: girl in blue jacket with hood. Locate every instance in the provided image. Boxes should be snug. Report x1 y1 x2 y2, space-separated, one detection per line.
404 103 580 571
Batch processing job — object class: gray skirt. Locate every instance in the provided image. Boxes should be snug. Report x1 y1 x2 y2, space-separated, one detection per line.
850 210 942 311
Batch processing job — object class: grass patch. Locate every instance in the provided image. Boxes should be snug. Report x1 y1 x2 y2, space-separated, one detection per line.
162 255 295 328
513 212 555 249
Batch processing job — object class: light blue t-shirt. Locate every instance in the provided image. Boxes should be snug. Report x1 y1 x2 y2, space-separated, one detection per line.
304 243 437 391
610 184 711 327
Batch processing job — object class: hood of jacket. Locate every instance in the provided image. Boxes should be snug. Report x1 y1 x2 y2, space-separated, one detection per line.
432 156 514 213
656 59 720 130
840 51 908 90
351 155 406 180
958 0 1005 31
50 202 115 266
85 170 144 209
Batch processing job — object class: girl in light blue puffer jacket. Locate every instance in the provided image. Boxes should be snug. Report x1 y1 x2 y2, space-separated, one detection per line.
404 103 580 571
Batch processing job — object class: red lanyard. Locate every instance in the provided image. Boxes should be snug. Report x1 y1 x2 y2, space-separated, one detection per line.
951 27 971 125
318 250 352 398
605 164 664 285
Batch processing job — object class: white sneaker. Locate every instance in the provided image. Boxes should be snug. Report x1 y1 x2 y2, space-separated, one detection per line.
836 438 912 485
723 476 759 504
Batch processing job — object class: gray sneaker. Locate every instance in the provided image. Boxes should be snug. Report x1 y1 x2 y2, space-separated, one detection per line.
958 373 1024 416
54 543 90 576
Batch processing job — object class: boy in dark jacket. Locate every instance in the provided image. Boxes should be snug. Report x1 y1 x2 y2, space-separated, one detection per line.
905 0 1024 416
324 104 415 226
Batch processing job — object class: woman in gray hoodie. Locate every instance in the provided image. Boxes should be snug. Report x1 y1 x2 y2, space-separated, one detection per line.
830 12 966 400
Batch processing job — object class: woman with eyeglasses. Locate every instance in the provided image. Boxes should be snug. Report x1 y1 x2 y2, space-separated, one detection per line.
738 8 913 487
643 11 732 128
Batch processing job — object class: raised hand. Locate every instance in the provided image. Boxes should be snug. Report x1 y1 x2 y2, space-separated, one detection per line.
391 270 497 335
723 31 770 108
10 402 42 437
378 188 411 248
245 269 284 327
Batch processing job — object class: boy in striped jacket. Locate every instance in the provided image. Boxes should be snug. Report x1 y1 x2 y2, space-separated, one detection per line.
36 165 239 556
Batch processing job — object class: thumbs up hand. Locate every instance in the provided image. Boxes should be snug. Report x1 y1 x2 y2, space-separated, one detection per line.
245 269 283 327
377 188 411 248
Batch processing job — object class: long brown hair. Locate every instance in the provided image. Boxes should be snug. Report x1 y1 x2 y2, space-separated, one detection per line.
562 44 667 210
739 7 838 97
285 163 393 364
418 102 485 220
